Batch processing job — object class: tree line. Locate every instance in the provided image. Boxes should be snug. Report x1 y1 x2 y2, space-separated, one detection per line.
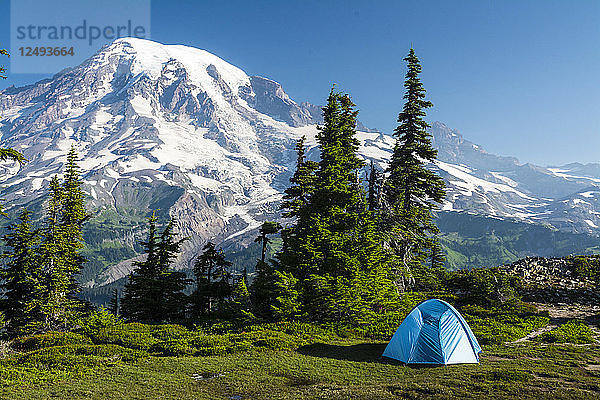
0 48 448 332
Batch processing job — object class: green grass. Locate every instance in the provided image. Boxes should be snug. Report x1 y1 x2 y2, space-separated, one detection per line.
1 341 599 399
1 307 599 399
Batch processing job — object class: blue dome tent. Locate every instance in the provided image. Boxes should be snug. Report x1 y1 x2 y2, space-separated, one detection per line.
382 299 482 365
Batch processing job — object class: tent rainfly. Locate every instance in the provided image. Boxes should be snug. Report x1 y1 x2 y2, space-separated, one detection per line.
382 299 482 365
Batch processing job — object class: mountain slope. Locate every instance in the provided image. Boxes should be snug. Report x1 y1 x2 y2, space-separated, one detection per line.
0 38 599 288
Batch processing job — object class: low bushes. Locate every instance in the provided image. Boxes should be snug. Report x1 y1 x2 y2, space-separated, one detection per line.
87 323 158 350
10 331 92 351
537 320 595 344
16 346 105 370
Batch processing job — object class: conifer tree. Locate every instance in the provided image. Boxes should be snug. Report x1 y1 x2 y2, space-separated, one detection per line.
278 88 395 323
108 288 120 316
121 213 160 322
36 174 82 332
383 48 446 290
367 160 381 212
0 48 8 80
229 278 253 321
191 242 231 316
156 219 190 320
61 147 88 294
249 222 281 318
280 136 318 219
254 221 281 263
0 209 41 334
0 149 25 164
0 48 26 215
270 269 300 321
277 136 318 294
121 214 189 323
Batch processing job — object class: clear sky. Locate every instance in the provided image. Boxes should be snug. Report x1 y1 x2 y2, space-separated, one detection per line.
1 0 598 166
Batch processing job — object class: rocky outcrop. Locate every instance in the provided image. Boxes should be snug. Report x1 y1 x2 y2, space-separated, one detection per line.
501 256 599 305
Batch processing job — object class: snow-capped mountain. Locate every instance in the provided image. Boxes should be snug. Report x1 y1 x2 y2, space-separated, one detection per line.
430 122 600 232
0 38 599 285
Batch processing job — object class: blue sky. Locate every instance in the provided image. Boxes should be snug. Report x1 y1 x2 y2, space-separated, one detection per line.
1 0 598 166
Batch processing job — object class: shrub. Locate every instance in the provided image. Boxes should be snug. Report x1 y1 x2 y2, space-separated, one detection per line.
189 334 235 356
151 324 192 341
150 340 195 356
88 323 158 350
11 332 92 351
537 320 595 344
77 308 122 337
445 267 521 306
65 344 148 362
569 256 600 282
15 347 104 370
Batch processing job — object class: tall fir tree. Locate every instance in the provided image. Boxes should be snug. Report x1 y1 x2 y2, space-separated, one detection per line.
278 88 396 323
121 213 160 322
383 48 446 291
108 288 120 316
156 219 190 320
191 242 232 317
280 136 319 219
34 166 88 332
0 209 41 334
61 146 88 294
249 222 281 318
254 221 281 263
367 160 381 212
121 214 189 323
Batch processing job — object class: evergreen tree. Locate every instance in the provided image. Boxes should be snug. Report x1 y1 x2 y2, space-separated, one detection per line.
280 136 318 219
108 288 120 316
249 259 276 319
35 174 82 332
121 214 189 323
430 238 446 271
0 209 41 334
229 278 253 321
278 88 396 323
249 221 282 318
191 242 231 316
122 213 161 322
270 269 300 321
254 221 281 263
0 48 26 215
0 148 25 164
156 219 190 321
367 160 381 212
61 146 88 295
383 48 446 290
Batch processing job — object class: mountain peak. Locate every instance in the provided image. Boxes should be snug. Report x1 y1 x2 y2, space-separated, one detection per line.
94 38 251 94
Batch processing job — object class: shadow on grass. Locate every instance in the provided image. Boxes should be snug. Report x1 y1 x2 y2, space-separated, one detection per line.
296 343 448 368
296 342 388 363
